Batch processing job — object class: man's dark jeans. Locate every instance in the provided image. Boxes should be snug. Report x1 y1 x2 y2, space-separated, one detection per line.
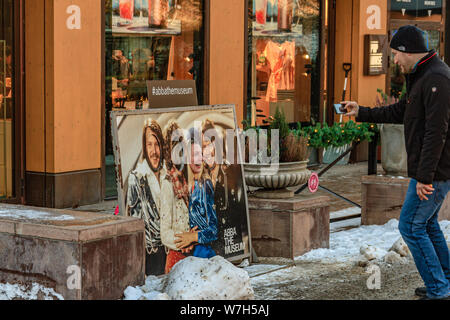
399 179 450 299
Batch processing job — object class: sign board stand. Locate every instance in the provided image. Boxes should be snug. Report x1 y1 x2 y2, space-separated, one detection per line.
110 97 254 274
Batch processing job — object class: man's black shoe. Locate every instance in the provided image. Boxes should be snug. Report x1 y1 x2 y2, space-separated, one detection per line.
415 287 427 297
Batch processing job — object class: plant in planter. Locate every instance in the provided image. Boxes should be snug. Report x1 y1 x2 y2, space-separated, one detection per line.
303 121 378 164
241 109 378 198
242 108 311 199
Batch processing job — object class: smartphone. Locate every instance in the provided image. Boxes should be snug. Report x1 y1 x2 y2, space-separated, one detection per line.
334 103 347 114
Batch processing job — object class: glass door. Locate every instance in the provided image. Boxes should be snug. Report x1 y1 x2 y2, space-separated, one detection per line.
104 0 206 199
0 0 15 200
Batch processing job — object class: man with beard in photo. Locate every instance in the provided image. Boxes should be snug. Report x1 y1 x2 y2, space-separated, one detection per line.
127 119 167 275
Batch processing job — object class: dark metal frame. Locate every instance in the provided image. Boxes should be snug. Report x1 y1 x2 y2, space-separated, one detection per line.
1 0 25 204
326 0 336 127
101 0 106 201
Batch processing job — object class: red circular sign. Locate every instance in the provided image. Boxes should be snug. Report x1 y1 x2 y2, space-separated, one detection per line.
308 172 319 193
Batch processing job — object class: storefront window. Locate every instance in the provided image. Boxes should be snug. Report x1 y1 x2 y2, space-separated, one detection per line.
388 0 443 98
390 0 442 19
389 29 440 98
0 0 14 199
247 0 322 126
105 0 205 198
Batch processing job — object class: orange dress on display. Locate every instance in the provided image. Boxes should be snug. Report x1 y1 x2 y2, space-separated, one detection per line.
263 40 295 102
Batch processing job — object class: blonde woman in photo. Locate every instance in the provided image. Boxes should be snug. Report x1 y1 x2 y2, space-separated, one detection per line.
175 127 218 258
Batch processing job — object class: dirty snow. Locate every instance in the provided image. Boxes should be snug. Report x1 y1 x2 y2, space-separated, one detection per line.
121 219 450 300
124 256 254 300
0 283 64 300
296 219 450 264
0 209 75 221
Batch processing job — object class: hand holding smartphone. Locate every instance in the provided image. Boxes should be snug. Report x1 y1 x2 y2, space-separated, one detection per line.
334 103 347 114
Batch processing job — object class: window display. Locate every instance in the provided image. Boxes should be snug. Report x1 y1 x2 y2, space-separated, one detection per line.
388 0 443 98
248 0 321 126
106 0 204 110
105 0 205 198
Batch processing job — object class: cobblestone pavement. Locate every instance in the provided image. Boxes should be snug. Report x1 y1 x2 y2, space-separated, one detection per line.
250 258 424 300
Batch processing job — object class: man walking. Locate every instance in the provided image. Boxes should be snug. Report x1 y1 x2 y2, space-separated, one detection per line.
343 25 450 300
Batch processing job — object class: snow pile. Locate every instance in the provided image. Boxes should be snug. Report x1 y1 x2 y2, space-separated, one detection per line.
0 209 75 221
443 221 450 241
389 237 411 257
124 275 170 300
0 283 64 300
360 244 387 261
296 219 450 265
124 256 254 300
165 256 254 300
384 251 407 265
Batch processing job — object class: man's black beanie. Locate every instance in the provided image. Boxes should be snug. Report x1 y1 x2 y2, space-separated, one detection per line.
390 25 429 53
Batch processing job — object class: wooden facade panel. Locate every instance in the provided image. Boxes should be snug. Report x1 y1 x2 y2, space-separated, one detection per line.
25 0 46 172
209 0 245 127
53 0 102 173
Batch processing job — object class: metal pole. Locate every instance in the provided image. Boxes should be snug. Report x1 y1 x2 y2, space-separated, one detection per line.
318 185 361 208
368 131 379 175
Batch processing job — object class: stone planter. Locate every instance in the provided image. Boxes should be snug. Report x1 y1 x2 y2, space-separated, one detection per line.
322 144 351 165
379 124 407 175
243 161 311 199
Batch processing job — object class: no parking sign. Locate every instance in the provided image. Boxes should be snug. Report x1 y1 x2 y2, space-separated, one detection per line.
308 172 319 193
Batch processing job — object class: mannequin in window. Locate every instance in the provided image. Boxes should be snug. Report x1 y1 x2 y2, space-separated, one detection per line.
262 40 295 102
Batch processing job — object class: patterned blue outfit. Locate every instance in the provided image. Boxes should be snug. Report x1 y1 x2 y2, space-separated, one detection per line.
189 179 218 258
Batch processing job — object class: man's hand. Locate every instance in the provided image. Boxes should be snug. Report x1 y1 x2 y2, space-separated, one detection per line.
416 182 435 201
175 226 199 250
341 101 360 117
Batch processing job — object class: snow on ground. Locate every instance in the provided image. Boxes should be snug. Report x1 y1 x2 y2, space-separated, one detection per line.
330 207 361 221
0 209 75 221
122 218 450 300
0 283 64 300
249 219 450 300
124 256 254 300
330 217 362 233
296 219 450 264
243 263 292 278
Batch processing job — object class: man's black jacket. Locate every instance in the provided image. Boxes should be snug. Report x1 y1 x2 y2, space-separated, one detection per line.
356 50 450 184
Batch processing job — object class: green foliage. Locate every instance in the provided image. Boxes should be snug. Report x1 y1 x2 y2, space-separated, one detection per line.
269 108 290 140
304 121 378 149
242 108 379 161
